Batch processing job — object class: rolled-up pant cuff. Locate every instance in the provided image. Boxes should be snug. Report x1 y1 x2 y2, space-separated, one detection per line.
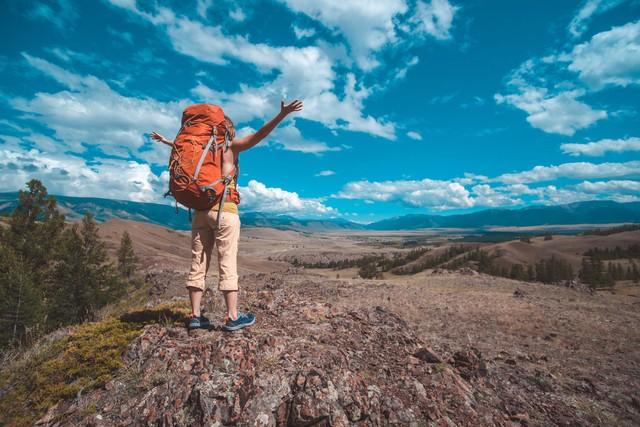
186 280 205 291
219 276 238 291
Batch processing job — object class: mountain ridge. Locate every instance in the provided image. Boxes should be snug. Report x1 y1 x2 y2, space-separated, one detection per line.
1 192 638 231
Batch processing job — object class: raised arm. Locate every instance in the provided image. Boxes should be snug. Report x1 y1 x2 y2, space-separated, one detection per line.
232 99 303 153
150 131 174 147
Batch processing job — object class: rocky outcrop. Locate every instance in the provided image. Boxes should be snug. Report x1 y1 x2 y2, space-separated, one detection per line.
37 286 506 426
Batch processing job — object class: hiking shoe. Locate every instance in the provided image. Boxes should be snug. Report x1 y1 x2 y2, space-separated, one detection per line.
187 315 211 330
222 312 256 332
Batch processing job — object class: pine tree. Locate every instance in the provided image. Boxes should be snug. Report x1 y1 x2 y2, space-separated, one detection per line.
49 213 124 326
0 180 63 347
117 231 137 279
5 179 64 266
0 244 42 347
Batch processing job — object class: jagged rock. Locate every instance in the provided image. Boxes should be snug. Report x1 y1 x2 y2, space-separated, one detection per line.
36 288 505 426
452 348 488 381
413 347 442 364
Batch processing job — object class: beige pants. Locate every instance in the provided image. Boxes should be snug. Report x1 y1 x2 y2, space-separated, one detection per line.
186 210 241 291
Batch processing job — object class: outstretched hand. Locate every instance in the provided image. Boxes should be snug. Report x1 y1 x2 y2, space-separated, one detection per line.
280 99 303 116
150 131 173 147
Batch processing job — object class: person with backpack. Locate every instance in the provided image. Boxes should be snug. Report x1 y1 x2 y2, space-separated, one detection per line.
151 99 303 331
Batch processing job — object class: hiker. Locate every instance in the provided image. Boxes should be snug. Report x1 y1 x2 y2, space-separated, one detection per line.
151 99 303 331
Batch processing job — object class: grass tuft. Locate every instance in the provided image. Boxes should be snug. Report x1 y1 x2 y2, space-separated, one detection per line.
0 304 187 427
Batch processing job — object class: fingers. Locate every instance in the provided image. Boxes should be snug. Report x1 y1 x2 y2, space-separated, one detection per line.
285 100 303 111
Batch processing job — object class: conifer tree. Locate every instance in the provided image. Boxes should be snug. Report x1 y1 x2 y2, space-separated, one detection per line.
50 213 124 326
0 244 42 347
117 231 137 279
0 180 63 346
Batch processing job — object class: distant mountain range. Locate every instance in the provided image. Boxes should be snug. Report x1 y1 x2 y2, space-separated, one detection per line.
0 192 362 232
367 200 640 230
1 192 638 231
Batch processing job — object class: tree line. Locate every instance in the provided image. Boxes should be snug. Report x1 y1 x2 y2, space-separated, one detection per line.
584 244 640 260
0 180 138 349
391 245 474 275
289 247 431 279
581 224 640 236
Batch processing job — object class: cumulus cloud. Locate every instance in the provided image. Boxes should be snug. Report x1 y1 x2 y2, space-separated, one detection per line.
494 160 640 184
495 87 606 136
280 0 457 69
409 0 458 40
279 0 408 70
239 179 337 216
334 160 640 210
335 178 474 210
495 59 607 135
108 1 396 140
315 170 335 176
470 184 522 207
14 54 183 165
574 179 640 194
567 20 640 89
0 148 166 203
561 137 640 156
0 147 340 216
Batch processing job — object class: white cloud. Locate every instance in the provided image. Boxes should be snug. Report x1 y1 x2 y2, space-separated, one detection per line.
471 184 522 207
334 161 640 210
335 178 474 210
495 86 606 136
239 179 336 216
293 25 316 39
495 160 640 184
192 74 396 140
109 2 396 140
561 136 640 156
315 170 335 176
406 131 422 140
196 0 214 18
568 0 627 38
567 20 640 89
574 179 640 194
14 54 183 165
280 0 457 70
409 0 458 40
0 148 165 203
229 7 246 22
269 123 342 154
279 0 408 70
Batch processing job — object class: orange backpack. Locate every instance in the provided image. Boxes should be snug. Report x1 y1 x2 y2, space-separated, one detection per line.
166 104 240 218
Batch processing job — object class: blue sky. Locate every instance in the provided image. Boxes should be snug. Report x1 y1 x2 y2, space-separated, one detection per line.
1 0 639 222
